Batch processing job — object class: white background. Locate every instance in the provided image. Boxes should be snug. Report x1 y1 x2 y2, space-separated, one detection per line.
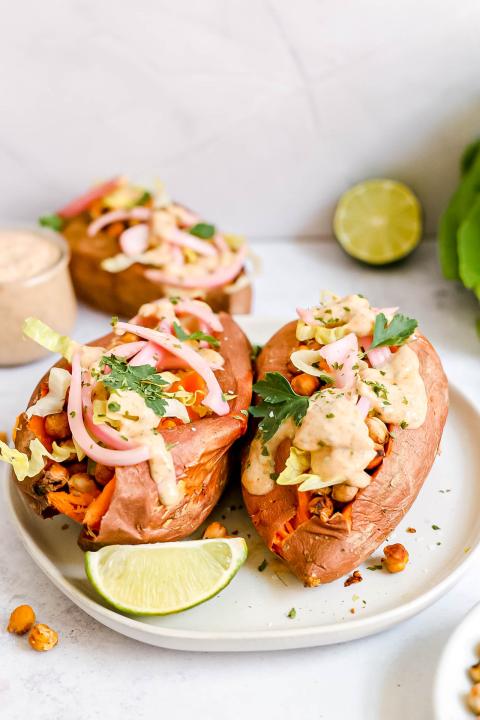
1 3 480 720
0 0 479 236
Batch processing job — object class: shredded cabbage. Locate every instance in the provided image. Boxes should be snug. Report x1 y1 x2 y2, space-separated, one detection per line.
23 318 79 362
276 447 311 485
314 326 349 344
0 438 75 482
26 368 71 418
276 446 342 492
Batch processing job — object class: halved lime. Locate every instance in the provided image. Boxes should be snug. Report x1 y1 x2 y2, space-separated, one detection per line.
85 538 247 615
333 179 422 265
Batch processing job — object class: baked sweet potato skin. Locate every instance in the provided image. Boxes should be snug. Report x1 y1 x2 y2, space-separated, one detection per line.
13 313 253 547
63 217 252 317
242 321 449 586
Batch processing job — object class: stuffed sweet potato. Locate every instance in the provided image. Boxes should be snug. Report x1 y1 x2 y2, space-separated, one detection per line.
5 299 252 548
40 177 252 317
242 292 448 586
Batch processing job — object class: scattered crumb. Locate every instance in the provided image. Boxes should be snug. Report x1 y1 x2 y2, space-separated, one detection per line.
231 530 239 536
257 559 268 573
465 547 471 554
367 564 383 571
344 570 363 587
0 431 8 443
350 608 355 614
287 607 296 619
432 524 441 531
352 594 360 602
406 527 416 534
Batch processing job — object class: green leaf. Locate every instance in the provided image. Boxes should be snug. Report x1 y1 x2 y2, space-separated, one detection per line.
458 195 480 292
250 372 309 442
39 214 64 232
101 355 169 417
137 190 152 205
172 321 219 348
189 223 215 239
370 313 418 349
460 138 480 176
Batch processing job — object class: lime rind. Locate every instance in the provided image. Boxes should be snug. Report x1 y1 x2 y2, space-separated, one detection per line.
85 538 248 616
333 179 422 265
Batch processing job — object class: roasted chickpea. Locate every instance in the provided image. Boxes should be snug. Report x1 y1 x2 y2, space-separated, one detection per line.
43 462 69 490
44 411 70 440
106 221 125 239
67 462 87 475
28 623 58 652
203 522 228 539
291 373 320 397
470 662 480 684
309 494 334 521
332 484 358 503
69 473 97 495
365 416 389 445
118 331 140 344
468 684 480 714
95 463 115 486
7 605 36 635
383 543 409 573
287 345 310 374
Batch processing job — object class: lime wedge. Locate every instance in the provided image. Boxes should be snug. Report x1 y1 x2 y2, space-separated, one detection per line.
85 538 248 615
333 179 422 265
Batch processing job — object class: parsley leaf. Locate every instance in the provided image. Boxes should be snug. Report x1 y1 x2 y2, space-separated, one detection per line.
249 372 309 442
101 355 169 417
39 214 64 232
172 321 219 348
189 223 215 239
370 313 418 349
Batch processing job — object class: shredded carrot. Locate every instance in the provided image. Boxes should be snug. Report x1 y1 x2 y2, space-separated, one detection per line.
106 221 124 239
28 416 52 451
159 417 183 430
47 490 98 524
294 489 311 526
84 478 116 532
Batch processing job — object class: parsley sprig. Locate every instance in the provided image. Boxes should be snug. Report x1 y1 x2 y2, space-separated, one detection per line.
100 355 169 417
189 223 215 239
173 321 219 348
370 313 418 349
249 372 309 442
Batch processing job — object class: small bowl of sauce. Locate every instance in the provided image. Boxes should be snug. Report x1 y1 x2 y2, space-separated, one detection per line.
0 228 77 365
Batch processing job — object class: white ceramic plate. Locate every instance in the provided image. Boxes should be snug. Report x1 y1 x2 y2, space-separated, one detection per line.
433 602 480 720
6 317 480 651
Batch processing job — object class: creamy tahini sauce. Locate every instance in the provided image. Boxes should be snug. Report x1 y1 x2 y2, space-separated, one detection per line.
357 345 427 428
107 390 182 506
243 419 295 495
0 231 60 282
309 294 375 337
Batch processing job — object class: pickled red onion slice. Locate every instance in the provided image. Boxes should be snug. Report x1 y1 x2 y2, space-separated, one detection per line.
116 322 229 415
87 207 151 237
68 352 150 465
162 226 217 258
58 177 122 219
356 396 371 419
145 244 247 289
119 224 149 256
319 333 358 389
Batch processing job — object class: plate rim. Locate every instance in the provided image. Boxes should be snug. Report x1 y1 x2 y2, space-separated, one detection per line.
6 374 480 649
432 600 480 719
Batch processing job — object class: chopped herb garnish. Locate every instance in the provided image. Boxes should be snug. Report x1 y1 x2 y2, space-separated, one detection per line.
101 354 168 417
365 380 389 401
108 402 121 413
258 559 268 572
173 321 219 348
249 372 309 442
400 420 408 429
432 524 441 531
370 313 418 349
261 445 269 457
137 190 152 205
250 344 263 361
189 222 215 239
269 472 279 481
39 213 64 231
343 306 351 312
326 412 335 419
69 411 76 418
367 564 383 571
287 607 296 619
111 316 119 327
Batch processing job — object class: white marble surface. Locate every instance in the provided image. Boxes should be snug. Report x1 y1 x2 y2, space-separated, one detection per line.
1 0 480 235
0 238 479 720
